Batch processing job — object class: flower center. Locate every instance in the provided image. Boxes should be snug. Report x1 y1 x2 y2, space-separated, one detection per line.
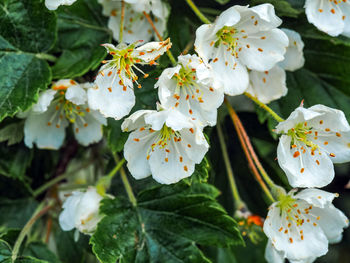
47 90 90 131
171 64 205 111
215 26 238 56
287 122 319 151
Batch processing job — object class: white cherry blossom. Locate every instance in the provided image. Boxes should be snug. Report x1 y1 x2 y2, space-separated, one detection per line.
45 0 76 10
276 104 350 188
59 187 103 235
88 39 172 119
155 54 224 126
264 189 349 263
194 4 288 96
98 0 169 43
246 28 305 104
24 80 107 150
305 0 350 37
122 107 209 184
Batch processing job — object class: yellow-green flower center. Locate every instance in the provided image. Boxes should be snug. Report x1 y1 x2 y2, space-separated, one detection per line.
215 26 238 56
287 122 319 150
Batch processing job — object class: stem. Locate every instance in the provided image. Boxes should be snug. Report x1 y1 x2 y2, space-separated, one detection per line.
119 0 125 43
244 92 285 123
224 99 275 203
107 158 126 179
142 11 177 66
33 162 91 197
185 0 211 24
114 155 137 207
216 122 244 210
35 53 57 62
12 202 53 262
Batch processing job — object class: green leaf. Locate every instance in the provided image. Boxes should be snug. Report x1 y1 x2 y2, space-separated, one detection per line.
23 242 61 263
106 119 129 153
91 180 243 263
0 0 56 120
54 229 90 263
0 198 37 228
0 122 24 146
0 144 32 180
51 0 111 79
250 0 301 18
0 239 12 261
0 0 56 53
0 239 49 263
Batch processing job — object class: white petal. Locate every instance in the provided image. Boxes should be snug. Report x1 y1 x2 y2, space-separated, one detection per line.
65 85 87 105
59 191 83 231
264 203 329 262
124 129 156 179
194 24 217 63
277 135 334 188
265 240 285 263
279 28 305 71
310 204 349 244
179 126 209 163
237 28 288 71
89 68 135 119
73 109 106 146
45 0 77 10
294 188 338 208
341 2 350 37
24 106 68 150
213 6 241 32
121 110 154 131
149 137 195 184
247 66 287 104
275 107 322 134
107 5 153 43
305 0 344 36
75 187 103 233
133 38 171 62
32 89 57 113
235 4 282 33
211 47 249 96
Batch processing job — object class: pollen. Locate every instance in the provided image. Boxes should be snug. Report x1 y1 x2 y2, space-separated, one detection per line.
187 144 191 148
179 156 183 162
108 87 112 92
289 238 293 243
336 132 341 137
300 168 305 173
165 158 168 162
133 138 140 142
293 151 300 158
258 48 263 52
330 153 336 157
47 122 52 126
184 165 188 171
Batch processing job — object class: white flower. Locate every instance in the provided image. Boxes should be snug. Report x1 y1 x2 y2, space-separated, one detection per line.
98 0 169 43
45 0 77 10
276 104 350 188
279 28 305 72
305 0 350 37
155 54 224 126
263 189 349 263
88 39 171 119
194 4 288 96
246 28 305 104
246 66 287 104
121 107 209 184
59 187 103 235
24 80 107 150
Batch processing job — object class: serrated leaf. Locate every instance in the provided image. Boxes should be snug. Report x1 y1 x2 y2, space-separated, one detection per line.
51 0 111 79
0 144 32 180
0 122 24 146
0 0 55 120
91 180 243 263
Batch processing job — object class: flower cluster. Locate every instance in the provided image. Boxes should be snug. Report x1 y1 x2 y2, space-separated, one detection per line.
38 2 350 257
